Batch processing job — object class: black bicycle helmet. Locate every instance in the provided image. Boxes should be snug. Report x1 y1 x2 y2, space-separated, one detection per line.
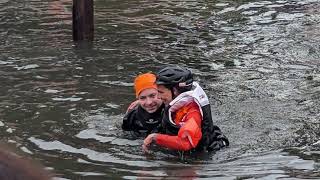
156 66 193 87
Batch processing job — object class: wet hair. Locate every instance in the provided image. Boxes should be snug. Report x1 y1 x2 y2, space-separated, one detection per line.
161 83 192 95
0 147 52 180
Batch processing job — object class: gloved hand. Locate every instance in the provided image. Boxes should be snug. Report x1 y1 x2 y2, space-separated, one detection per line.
126 100 139 113
142 133 157 153
207 134 229 151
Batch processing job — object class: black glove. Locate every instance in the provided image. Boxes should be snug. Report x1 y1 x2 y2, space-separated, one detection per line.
207 134 229 151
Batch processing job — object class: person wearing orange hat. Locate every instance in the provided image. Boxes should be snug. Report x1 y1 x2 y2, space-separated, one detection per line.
142 66 229 153
122 73 165 137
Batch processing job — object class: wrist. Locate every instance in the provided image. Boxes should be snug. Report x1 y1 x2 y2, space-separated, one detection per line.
152 134 157 142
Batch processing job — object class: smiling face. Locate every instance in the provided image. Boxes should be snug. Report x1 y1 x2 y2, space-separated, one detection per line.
157 85 173 106
138 88 162 113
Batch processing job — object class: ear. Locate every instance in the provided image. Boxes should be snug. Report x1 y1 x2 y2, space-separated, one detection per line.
172 87 179 97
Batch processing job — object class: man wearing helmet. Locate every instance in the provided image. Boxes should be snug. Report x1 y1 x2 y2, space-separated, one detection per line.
122 73 165 137
143 66 229 152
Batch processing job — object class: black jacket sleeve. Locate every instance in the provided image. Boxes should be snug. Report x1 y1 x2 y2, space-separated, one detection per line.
122 108 137 131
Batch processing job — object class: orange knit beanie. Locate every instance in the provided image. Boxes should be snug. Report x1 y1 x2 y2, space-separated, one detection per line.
134 73 157 98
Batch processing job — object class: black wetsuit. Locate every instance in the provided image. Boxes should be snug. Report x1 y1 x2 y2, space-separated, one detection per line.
122 104 165 137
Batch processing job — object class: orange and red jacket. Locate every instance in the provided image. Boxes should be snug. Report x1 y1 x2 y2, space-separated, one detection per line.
154 101 202 151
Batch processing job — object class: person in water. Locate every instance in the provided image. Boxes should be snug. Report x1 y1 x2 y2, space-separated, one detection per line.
122 73 165 137
143 66 229 152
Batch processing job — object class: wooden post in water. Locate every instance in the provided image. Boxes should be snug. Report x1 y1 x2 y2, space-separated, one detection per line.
72 0 94 41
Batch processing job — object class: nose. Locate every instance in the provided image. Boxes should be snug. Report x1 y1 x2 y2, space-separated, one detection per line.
145 97 153 105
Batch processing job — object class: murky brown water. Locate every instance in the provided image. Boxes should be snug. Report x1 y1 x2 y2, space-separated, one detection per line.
1 0 320 179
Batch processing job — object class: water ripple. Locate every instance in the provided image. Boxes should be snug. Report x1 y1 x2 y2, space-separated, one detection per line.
1 0 320 179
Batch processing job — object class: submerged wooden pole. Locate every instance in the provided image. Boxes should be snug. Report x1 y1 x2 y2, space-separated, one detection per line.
72 0 94 41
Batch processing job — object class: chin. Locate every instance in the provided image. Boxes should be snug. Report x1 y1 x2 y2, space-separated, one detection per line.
146 109 157 113
145 106 159 113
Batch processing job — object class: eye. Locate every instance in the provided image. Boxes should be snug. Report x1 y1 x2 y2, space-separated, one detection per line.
149 93 156 98
139 96 146 100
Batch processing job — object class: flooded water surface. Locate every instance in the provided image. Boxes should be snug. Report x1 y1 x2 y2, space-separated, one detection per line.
1 0 320 179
